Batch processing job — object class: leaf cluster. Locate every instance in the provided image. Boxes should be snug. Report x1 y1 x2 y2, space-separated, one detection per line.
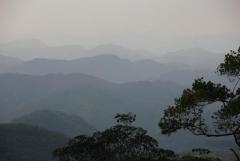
159 47 240 148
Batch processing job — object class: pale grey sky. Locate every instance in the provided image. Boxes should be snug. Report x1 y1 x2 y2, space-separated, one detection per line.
1 0 240 52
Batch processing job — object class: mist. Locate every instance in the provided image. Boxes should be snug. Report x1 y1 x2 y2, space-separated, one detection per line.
1 1 240 161
1 0 240 57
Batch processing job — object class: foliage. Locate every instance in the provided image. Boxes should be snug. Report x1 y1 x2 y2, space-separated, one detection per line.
54 113 177 161
218 47 240 77
115 112 136 125
54 113 222 161
159 47 240 159
192 148 211 155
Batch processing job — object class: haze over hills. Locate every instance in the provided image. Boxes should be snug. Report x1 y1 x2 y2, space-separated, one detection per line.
0 73 183 127
13 110 96 137
0 39 234 153
157 48 225 69
0 39 225 84
0 54 23 72
0 73 235 151
0 39 151 60
0 39 224 68
2 54 191 83
1 0 239 159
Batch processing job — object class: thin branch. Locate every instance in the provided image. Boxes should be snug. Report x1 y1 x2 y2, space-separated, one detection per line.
234 134 240 147
192 131 234 137
230 148 240 161
233 77 240 93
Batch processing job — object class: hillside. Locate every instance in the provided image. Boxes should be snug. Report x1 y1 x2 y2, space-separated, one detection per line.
13 110 96 137
0 40 151 60
0 54 23 72
0 73 235 151
0 40 222 84
0 123 68 161
157 48 225 69
0 73 184 131
2 54 188 83
1 54 217 84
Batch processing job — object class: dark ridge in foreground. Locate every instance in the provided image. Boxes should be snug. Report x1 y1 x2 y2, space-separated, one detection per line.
0 123 68 161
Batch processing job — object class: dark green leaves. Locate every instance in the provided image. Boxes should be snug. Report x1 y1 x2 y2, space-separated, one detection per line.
159 78 232 135
55 113 174 161
159 46 240 149
218 46 240 77
115 112 136 126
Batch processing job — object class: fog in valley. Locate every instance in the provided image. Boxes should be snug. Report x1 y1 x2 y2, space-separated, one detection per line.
0 1 240 161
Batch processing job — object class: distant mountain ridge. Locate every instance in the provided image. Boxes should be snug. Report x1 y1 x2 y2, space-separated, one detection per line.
0 39 224 83
157 48 225 69
13 110 96 137
0 53 214 84
0 73 183 129
0 54 23 72
0 39 224 65
0 39 150 60
0 73 234 151
5 55 172 82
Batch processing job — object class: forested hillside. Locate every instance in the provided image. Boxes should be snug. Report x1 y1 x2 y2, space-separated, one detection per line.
13 110 96 137
0 124 68 161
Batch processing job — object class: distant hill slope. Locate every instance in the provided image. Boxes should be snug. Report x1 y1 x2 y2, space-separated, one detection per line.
0 53 223 86
13 110 96 137
0 53 221 84
0 39 225 83
0 73 235 151
0 39 151 60
0 123 68 161
3 54 189 83
0 73 183 131
0 54 23 72
157 48 225 69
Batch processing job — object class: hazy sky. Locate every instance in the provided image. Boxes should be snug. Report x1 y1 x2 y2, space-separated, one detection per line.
1 0 240 52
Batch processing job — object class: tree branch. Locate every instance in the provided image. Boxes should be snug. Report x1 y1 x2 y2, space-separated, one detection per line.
230 148 240 161
233 77 240 93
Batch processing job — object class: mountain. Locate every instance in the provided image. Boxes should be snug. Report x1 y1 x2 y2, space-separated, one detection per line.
0 40 224 83
0 73 183 131
0 73 235 151
0 73 111 122
0 123 68 161
157 48 225 69
0 54 23 72
0 39 151 60
0 39 88 60
2 54 192 83
13 110 96 137
91 44 151 60
0 39 48 49
158 69 228 86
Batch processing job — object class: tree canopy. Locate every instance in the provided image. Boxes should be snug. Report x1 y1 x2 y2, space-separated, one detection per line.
54 112 223 161
54 113 176 161
159 47 240 159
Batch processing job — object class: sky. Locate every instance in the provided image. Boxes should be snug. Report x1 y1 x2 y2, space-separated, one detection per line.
1 0 240 53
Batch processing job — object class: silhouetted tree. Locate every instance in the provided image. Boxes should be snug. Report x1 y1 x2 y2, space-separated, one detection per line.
54 113 176 161
192 148 211 155
115 112 136 125
159 46 240 160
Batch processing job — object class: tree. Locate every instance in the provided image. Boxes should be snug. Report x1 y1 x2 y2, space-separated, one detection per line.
54 113 176 161
159 47 240 160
